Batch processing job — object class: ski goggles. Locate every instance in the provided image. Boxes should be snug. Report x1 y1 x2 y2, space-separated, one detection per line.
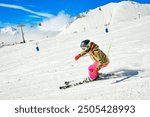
81 46 88 50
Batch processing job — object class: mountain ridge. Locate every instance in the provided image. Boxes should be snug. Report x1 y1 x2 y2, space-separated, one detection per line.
60 1 150 35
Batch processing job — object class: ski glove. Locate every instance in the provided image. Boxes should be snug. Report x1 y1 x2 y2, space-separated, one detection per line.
92 69 98 75
75 54 81 60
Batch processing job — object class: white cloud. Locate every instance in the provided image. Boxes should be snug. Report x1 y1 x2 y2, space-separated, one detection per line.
28 15 41 18
38 11 74 31
0 3 52 18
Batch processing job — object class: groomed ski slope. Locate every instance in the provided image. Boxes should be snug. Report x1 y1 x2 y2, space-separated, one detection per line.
0 1 150 100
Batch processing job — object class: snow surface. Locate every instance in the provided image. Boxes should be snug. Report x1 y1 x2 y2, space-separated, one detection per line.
0 1 150 100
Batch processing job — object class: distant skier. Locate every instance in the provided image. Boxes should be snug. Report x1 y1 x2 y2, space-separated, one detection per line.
105 24 109 33
36 43 40 51
105 27 109 33
74 40 109 81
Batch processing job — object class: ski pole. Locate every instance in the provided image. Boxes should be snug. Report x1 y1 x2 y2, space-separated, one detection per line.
107 44 112 57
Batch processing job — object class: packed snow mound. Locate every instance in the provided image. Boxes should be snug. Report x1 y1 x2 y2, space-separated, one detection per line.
60 1 150 34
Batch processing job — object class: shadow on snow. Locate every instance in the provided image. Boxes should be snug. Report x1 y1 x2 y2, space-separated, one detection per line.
110 69 143 84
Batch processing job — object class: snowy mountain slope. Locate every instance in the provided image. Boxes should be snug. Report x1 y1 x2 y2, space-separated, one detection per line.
60 1 150 35
59 3 116 34
111 1 150 24
0 27 59 46
0 26 18 35
0 1 150 100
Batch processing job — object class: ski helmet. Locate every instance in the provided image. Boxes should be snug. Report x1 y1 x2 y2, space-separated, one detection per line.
80 39 90 50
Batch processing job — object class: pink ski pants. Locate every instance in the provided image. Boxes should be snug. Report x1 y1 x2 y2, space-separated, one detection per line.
88 62 108 80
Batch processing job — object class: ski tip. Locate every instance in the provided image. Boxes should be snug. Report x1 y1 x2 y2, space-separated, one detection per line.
59 85 71 90
59 86 63 89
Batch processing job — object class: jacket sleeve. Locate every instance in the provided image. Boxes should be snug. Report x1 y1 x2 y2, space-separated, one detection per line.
79 48 90 57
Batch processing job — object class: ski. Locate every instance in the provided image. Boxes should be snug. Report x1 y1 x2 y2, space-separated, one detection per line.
59 79 91 90
59 85 72 89
59 73 118 90
64 73 115 85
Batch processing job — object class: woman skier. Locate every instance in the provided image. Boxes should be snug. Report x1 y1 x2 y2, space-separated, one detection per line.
75 39 109 81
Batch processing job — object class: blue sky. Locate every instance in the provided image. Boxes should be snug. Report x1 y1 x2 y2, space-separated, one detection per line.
0 0 150 27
